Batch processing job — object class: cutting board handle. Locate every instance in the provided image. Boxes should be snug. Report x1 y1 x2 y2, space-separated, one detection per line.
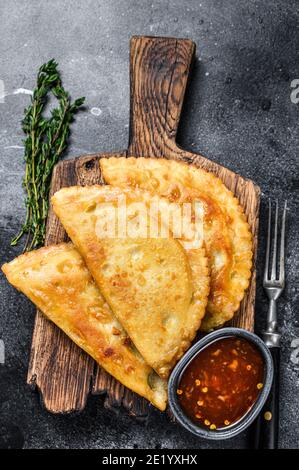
128 36 196 158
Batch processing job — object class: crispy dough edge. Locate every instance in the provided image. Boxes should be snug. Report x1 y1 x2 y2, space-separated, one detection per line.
1 242 167 411
151 244 210 378
51 185 210 377
159 244 210 376
100 157 253 330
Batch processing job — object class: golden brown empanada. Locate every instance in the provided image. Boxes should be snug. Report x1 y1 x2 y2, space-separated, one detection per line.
52 185 209 378
2 243 167 410
100 157 253 331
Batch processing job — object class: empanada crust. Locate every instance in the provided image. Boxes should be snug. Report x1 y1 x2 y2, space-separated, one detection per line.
52 186 209 377
100 157 253 331
2 243 167 410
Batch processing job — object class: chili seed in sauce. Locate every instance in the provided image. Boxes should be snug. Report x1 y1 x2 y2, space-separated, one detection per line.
177 337 264 429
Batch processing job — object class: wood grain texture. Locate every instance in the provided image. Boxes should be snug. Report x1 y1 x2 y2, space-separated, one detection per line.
74 153 149 417
27 160 94 413
128 36 195 157
28 36 260 415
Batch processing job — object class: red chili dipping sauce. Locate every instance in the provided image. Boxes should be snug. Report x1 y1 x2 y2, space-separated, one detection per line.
177 337 264 430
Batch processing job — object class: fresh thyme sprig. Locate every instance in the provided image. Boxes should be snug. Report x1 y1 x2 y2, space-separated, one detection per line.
11 59 85 251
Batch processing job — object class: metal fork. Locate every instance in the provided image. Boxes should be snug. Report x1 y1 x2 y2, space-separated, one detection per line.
253 199 287 449
263 199 287 348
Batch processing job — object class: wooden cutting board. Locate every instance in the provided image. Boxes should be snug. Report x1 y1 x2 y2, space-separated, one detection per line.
27 36 260 416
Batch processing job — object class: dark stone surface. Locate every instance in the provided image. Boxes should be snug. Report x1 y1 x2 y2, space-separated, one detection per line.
0 0 298 449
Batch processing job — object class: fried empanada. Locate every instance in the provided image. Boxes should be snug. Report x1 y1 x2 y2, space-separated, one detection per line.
2 243 167 410
100 157 253 331
52 186 209 378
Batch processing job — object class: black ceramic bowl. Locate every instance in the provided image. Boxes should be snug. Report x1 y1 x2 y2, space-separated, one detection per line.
168 327 274 440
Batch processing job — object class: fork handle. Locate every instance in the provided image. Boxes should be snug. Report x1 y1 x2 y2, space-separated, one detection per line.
253 347 280 449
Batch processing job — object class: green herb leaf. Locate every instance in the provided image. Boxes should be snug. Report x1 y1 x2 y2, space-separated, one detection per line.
11 59 85 251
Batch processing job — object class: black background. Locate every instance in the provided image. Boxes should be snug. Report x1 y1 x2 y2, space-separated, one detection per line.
0 0 298 449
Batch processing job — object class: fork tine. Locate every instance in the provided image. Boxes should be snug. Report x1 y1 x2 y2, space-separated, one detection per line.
271 199 279 280
264 198 271 283
279 201 287 283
